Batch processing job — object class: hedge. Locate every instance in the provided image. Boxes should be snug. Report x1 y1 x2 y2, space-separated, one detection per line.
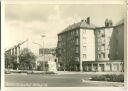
91 74 124 82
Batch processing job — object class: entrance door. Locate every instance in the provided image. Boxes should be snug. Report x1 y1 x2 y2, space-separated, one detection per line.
99 64 104 72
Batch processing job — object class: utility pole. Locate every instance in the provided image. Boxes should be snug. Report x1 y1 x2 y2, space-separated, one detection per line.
41 35 46 71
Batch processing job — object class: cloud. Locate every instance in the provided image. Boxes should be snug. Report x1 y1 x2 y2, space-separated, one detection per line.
5 4 124 25
59 4 124 25
5 4 56 21
5 8 75 50
5 4 125 55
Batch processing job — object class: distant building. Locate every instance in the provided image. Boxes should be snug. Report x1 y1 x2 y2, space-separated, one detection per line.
57 17 124 72
36 48 57 72
5 40 28 70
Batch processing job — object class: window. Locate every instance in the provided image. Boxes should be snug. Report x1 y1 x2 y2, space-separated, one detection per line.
83 54 86 59
101 38 105 43
82 30 86 34
82 30 86 37
76 30 79 35
83 36 86 39
98 54 101 58
97 47 99 50
98 39 101 43
116 29 118 33
83 46 86 51
73 31 75 35
58 36 62 41
98 30 101 34
83 37 87 44
58 43 61 47
103 53 105 58
108 54 110 58
107 45 110 50
102 44 105 46
76 47 79 53
75 57 79 61
76 38 79 45
101 34 105 37
101 30 104 34
101 45 105 51
71 31 72 36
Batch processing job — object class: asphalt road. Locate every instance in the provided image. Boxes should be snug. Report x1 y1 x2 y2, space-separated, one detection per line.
5 73 124 87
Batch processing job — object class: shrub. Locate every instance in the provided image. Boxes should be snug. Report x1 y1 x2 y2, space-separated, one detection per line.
45 71 56 74
91 74 124 82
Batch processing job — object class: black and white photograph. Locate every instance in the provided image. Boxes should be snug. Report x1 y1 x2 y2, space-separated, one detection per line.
3 0 126 89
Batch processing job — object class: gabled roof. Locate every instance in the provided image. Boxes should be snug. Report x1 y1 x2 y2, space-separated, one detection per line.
80 20 96 28
58 19 96 35
115 19 124 26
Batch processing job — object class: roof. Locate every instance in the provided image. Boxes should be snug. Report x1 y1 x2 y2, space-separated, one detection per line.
58 19 96 35
95 19 124 29
95 26 114 29
5 40 28 52
115 19 124 26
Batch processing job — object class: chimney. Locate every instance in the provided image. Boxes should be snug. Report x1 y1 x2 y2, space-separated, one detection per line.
81 19 84 22
86 17 90 24
81 18 86 22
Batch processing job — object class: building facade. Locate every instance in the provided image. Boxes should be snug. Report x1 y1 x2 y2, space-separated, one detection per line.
57 17 96 71
57 17 124 72
5 40 28 69
36 48 57 72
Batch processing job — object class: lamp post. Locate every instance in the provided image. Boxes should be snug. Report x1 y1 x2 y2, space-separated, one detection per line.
32 42 42 70
41 35 46 71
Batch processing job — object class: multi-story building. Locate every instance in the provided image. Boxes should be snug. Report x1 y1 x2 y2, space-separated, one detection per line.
5 40 28 69
57 17 124 72
57 17 96 71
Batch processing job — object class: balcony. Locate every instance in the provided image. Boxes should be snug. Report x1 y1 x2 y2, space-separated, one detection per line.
75 39 79 45
57 44 62 49
75 50 79 53
58 39 61 42
75 42 79 45
75 57 79 62
75 30 79 36
75 33 79 37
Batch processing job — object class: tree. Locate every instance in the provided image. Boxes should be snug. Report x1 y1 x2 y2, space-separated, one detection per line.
19 48 36 70
5 53 17 69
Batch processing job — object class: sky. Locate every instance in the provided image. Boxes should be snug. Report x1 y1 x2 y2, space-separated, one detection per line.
5 4 125 55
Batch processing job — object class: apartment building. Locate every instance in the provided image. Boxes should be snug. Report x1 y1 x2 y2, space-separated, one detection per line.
5 40 28 69
57 17 96 71
57 17 124 72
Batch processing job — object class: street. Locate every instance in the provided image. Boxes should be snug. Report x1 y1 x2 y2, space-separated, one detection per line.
5 73 124 87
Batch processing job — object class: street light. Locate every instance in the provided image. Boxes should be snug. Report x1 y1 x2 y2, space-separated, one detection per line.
32 35 46 71
41 35 46 71
32 42 43 70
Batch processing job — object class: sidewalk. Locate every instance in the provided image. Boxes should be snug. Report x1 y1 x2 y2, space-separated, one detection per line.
6 70 124 75
56 71 124 75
